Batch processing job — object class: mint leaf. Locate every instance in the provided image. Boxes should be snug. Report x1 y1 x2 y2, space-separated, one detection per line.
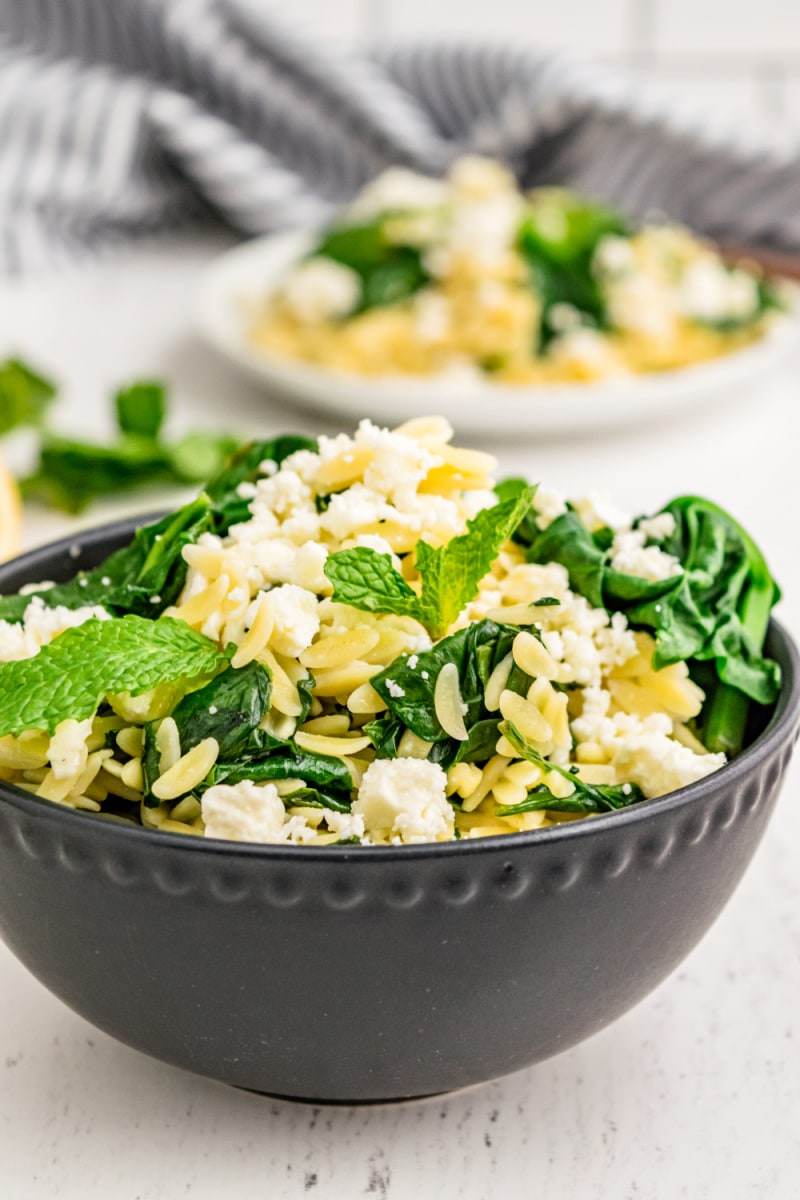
0 616 229 736
0 357 56 434
324 488 536 637
415 487 536 635
114 381 166 439
324 548 422 621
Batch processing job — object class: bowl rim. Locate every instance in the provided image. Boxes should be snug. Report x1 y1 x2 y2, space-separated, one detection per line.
1 515 798 864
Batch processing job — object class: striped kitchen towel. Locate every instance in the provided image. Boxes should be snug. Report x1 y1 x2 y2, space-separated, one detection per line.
1 0 799 274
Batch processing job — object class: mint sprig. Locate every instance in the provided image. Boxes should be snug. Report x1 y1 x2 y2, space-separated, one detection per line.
0 616 229 736
324 487 536 637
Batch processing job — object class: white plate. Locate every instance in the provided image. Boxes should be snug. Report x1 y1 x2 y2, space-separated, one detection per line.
196 232 800 436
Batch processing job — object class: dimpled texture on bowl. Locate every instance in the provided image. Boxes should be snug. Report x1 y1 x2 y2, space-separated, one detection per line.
0 518 798 1102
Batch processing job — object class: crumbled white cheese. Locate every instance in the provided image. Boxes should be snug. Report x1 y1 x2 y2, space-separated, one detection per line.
549 329 629 376
532 485 568 531
385 680 405 699
638 512 676 543
572 687 725 798
606 273 675 339
202 780 287 842
283 258 361 324
414 291 451 341
291 541 330 594
0 599 110 664
679 259 758 323
427 190 523 274
48 718 93 780
323 809 366 841
348 166 448 221
593 234 637 276
610 529 682 583
572 492 633 533
260 584 320 657
548 302 584 333
353 758 454 844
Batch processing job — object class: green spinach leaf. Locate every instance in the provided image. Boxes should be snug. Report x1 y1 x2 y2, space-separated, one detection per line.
499 723 645 814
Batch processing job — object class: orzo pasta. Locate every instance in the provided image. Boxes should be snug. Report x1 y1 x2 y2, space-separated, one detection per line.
0 417 780 845
250 156 788 385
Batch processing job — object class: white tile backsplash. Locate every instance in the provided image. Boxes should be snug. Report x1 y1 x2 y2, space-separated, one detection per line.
267 0 365 41
621 65 767 126
654 0 800 55
382 0 632 55
283 0 800 129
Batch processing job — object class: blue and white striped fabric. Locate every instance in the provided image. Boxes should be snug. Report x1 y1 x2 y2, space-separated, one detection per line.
1 0 800 274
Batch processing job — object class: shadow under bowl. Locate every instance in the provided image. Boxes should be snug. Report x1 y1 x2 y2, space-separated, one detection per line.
0 517 798 1102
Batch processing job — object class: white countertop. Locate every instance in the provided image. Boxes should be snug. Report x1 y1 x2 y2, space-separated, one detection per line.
1 239 799 1198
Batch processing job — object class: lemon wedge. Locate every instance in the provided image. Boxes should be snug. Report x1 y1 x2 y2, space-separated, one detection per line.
0 450 22 562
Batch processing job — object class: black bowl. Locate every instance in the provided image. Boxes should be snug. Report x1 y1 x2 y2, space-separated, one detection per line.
0 517 798 1103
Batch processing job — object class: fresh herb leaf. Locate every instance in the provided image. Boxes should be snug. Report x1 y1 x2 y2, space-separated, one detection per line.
414 487 537 636
115 381 166 439
325 487 535 637
0 616 229 736
22 432 175 513
0 357 56 434
500 723 645 814
21 376 242 514
324 548 422 622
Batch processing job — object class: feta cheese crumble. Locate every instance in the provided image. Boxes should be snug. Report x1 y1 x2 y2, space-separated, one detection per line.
353 759 454 844
283 259 361 324
202 780 288 842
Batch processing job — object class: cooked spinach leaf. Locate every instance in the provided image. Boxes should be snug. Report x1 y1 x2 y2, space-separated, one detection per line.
281 786 352 813
205 750 352 793
499 723 645 814
0 497 214 622
508 488 780 753
205 434 317 532
141 662 272 805
518 191 628 346
313 219 429 313
169 662 272 759
367 619 539 768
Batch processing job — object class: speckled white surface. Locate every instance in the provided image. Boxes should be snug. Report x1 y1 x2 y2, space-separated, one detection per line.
1 241 799 1197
